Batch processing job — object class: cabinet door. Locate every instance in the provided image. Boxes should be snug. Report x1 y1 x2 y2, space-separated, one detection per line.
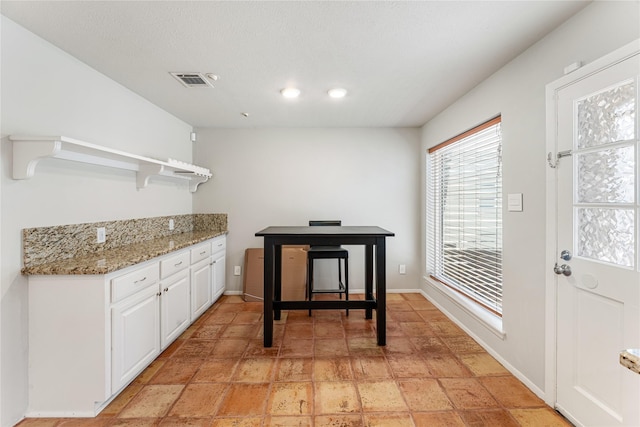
212 252 226 302
190 258 212 321
160 269 190 349
111 284 160 393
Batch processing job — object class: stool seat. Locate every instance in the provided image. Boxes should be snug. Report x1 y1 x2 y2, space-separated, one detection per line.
307 221 349 315
307 246 348 257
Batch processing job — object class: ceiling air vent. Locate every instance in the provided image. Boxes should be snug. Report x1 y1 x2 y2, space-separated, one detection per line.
170 72 214 88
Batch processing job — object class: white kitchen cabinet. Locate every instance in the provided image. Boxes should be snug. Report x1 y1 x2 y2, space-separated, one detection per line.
191 241 212 264
159 251 190 349
190 257 212 321
211 234 226 256
27 259 162 417
109 261 161 395
160 249 190 279
111 281 160 393
160 270 190 348
190 242 213 321
211 236 226 302
26 236 226 417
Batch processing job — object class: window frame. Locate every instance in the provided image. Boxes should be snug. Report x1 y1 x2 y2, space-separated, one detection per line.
426 116 504 318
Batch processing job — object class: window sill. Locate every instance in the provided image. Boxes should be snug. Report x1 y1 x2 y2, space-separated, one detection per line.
423 276 506 340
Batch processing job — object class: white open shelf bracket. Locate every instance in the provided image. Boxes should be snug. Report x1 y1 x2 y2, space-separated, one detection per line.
10 135 212 193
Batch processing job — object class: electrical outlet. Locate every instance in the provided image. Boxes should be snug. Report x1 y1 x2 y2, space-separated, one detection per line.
169 219 175 231
399 264 406 275
97 227 106 244
233 266 241 276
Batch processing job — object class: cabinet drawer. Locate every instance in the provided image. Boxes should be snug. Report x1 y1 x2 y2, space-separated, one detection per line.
211 236 226 256
160 251 190 279
190 243 211 264
111 263 159 303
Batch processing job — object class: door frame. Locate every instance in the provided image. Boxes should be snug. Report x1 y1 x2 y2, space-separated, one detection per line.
544 39 640 412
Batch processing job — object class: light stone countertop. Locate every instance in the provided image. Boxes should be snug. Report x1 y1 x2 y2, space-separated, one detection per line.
22 230 226 275
620 349 640 375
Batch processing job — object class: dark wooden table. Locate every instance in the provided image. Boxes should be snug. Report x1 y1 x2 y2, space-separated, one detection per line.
255 226 395 347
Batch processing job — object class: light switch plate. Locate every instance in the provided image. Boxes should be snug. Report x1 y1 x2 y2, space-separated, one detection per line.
508 193 523 212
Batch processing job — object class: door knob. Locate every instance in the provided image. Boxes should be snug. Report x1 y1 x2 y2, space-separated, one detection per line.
560 250 572 261
554 263 572 276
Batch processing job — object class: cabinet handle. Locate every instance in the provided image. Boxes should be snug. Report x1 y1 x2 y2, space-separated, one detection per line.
217 243 223 247
134 277 147 284
200 251 207 255
156 291 162 297
164 287 169 293
174 261 183 267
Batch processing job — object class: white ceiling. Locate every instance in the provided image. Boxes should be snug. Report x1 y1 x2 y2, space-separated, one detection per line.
1 1 589 128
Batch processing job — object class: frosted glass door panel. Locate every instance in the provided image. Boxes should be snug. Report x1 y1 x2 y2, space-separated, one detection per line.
577 81 635 148
575 78 637 268
577 207 634 267
577 145 635 203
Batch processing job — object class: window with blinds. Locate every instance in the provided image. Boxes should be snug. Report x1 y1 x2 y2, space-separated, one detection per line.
426 116 503 315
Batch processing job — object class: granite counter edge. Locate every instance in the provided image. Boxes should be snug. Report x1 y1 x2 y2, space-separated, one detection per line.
22 230 227 276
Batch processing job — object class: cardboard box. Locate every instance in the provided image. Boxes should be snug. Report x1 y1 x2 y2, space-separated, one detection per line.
281 247 308 301
243 247 308 302
243 248 264 302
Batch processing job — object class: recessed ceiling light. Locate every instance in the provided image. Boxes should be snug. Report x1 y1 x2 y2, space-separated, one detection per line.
281 87 301 98
328 88 347 98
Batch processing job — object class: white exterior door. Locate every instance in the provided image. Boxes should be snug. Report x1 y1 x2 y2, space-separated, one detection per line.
553 48 640 426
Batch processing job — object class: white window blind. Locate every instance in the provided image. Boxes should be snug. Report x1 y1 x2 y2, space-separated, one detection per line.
427 117 503 315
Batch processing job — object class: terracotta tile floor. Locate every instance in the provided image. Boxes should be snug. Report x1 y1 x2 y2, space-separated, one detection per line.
17 293 572 427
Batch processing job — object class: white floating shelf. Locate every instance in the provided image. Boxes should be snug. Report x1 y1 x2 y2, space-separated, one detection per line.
10 135 212 193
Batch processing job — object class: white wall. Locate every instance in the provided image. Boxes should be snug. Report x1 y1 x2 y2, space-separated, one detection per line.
421 0 640 398
0 17 194 427
192 128 421 295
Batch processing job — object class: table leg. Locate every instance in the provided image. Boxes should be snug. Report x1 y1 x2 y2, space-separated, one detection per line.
274 244 282 321
365 244 373 319
375 237 386 346
263 237 274 347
